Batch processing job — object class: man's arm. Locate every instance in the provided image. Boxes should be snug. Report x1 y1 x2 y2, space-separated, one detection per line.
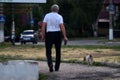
41 22 46 41
60 24 68 41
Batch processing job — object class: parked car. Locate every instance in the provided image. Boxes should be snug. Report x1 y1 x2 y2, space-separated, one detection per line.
4 36 11 42
20 30 37 44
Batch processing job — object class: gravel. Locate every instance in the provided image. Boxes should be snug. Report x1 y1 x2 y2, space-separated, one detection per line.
38 61 120 80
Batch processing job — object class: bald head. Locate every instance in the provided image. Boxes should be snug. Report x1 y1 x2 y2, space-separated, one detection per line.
51 4 59 12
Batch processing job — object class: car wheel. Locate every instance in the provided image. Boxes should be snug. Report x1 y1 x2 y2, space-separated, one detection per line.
33 41 37 44
21 41 23 44
35 41 37 44
21 41 26 44
23 42 26 44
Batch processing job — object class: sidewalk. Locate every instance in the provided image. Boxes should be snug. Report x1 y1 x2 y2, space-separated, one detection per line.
38 61 120 80
37 39 120 46
15 39 120 46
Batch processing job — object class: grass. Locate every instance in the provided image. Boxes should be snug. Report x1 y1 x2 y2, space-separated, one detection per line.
0 54 23 62
64 45 120 50
0 42 120 64
38 73 48 80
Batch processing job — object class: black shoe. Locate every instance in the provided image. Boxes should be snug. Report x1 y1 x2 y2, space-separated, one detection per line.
55 68 59 71
49 65 53 72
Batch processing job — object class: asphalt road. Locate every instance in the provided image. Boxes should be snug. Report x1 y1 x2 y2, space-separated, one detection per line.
15 40 120 46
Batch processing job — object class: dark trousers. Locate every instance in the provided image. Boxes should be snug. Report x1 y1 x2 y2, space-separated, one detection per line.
45 31 62 70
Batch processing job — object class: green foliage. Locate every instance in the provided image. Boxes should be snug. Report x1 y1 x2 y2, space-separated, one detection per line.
115 16 120 29
38 73 48 80
4 0 103 38
92 62 105 66
0 42 11 49
0 55 23 62
63 45 120 50
57 0 103 37
4 4 31 36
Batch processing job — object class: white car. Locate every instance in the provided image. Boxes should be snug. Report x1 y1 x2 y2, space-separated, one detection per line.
20 30 37 44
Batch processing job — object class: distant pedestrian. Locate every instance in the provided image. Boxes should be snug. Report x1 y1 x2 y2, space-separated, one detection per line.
41 4 68 72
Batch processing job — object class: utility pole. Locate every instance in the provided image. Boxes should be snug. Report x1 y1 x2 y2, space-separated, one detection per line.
11 4 15 45
30 4 34 29
108 0 115 40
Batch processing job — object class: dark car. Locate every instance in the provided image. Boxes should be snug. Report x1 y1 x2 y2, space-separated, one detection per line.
20 30 37 44
4 36 20 42
4 36 11 42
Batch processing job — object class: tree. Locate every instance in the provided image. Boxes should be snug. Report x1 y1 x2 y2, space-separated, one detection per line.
4 4 30 37
3 0 103 38
57 0 103 37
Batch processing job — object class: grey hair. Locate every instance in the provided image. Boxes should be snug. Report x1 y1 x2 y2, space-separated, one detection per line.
51 4 59 12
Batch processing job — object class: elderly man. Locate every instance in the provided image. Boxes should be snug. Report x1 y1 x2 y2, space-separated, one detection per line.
41 4 68 72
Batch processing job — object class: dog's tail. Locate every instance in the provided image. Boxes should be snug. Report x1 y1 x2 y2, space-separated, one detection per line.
83 56 86 61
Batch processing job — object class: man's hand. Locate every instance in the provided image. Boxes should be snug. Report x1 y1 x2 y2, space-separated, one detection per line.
41 35 45 42
64 37 68 45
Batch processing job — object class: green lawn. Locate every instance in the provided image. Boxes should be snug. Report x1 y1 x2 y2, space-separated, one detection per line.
0 42 120 63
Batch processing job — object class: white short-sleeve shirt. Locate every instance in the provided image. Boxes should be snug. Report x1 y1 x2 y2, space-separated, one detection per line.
43 12 63 32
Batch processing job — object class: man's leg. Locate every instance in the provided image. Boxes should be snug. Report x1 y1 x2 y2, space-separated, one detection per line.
55 44 61 71
54 33 62 71
45 33 53 72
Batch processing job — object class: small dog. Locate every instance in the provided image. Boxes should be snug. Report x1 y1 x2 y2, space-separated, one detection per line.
83 54 93 65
